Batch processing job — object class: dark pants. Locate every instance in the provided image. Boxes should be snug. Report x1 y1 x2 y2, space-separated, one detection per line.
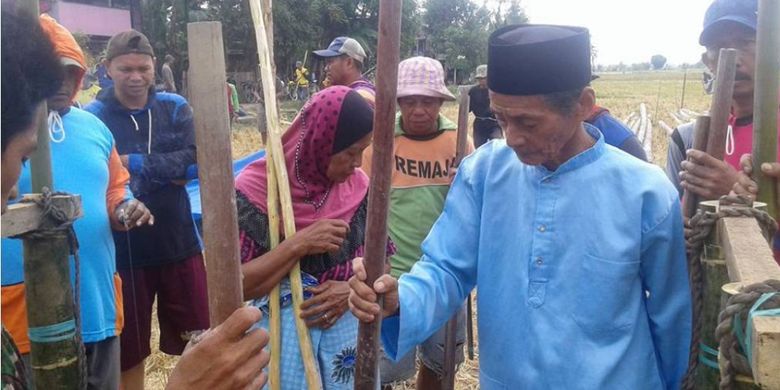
473 119 503 148
21 336 120 390
118 253 209 371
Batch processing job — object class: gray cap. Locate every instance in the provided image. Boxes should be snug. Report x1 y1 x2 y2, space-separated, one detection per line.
313 37 367 63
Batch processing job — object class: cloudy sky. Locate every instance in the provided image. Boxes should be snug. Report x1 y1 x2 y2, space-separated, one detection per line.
490 0 713 66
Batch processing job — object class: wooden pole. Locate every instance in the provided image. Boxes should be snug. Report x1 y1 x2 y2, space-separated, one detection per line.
752 0 780 218
441 86 472 390
683 115 711 218
248 2 322 388
705 48 737 163
354 1 403 388
187 22 244 326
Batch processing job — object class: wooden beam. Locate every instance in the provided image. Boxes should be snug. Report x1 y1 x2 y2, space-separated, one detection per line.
187 22 244 326
751 316 780 389
718 215 780 284
1 195 82 238
354 1 403 388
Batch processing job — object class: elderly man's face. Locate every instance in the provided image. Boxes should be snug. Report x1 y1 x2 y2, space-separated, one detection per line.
490 88 593 169
398 95 443 136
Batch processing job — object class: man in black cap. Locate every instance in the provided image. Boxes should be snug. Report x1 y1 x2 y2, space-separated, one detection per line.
348 24 691 388
84 30 209 390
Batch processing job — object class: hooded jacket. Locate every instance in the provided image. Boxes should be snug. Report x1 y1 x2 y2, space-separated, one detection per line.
85 86 201 268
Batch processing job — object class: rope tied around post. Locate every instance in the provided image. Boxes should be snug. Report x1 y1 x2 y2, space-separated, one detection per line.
12 188 87 388
681 195 778 390
716 279 780 390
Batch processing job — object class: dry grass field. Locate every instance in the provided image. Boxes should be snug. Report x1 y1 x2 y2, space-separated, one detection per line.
145 70 712 389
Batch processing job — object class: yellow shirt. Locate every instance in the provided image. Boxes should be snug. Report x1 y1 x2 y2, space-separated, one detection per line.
295 67 309 87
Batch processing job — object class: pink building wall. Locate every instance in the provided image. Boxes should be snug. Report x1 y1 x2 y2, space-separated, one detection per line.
56 2 131 37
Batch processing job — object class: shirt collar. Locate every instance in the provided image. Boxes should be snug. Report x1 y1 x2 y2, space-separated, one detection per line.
533 123 605 179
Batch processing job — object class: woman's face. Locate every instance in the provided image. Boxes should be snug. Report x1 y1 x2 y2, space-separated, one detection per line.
326 133 372 183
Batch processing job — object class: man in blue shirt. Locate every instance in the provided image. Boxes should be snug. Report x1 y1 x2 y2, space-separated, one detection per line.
349 24 691 389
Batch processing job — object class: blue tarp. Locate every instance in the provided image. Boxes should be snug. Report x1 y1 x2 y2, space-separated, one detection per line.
187 150 266 222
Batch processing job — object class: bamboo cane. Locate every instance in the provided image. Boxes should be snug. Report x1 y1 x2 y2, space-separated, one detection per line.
752 0 779 218
354 1 403 388
249 1 322 388
705 48 737 162
15 3 84 388
266 155 283 390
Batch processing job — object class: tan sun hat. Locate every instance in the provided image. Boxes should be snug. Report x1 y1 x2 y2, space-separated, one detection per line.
397 56 456 101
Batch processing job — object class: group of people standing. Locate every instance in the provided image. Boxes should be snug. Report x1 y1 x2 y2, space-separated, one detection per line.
3 0 780 389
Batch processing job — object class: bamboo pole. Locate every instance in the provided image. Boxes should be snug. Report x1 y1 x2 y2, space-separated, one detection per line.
705 48 737 163
14 3 84 387
752 0 779 218
248 1 322 388
683 116 712 218
354 1 403 388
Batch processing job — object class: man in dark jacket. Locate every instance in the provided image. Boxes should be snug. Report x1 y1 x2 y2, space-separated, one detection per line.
85 30 208 390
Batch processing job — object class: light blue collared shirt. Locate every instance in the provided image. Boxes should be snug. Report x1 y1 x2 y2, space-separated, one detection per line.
381 124 692 389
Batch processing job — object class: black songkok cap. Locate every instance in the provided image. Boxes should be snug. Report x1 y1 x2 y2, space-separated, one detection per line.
488 24 592 96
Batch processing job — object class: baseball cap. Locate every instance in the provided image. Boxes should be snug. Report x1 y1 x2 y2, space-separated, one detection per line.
313 37 367 63
699 0 757 46
106 30 154 61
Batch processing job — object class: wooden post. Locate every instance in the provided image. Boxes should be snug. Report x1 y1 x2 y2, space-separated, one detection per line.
705 48 737 163
249 2 322 388
681 68 688 110
441 86 472 390
354 1 403 388
752 0 780 219
187 22 244 325
682 116 711 218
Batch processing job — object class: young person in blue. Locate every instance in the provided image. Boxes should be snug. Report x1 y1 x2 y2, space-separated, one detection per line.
84 30 209 390
349 24 692 389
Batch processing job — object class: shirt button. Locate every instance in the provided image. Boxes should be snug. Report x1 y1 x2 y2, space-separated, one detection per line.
535 257 543 265
538 225 546 232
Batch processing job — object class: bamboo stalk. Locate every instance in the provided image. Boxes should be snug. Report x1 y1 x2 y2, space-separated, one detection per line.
658 120 675 136
266 156 283 390
637 104 648 142
670 111 685 126
354 1 403 388
683 115 711 218
249 1 322 388
705 48 737 162
752 0 779 218
643 118 654 163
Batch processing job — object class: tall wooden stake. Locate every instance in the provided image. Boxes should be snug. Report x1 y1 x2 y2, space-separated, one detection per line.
354 1 403 388
13 2 84 388
249 1 322 388
752 0 779 218
187 22 244 326
704 48 737 163
441 86 472 390
683 116 711 218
